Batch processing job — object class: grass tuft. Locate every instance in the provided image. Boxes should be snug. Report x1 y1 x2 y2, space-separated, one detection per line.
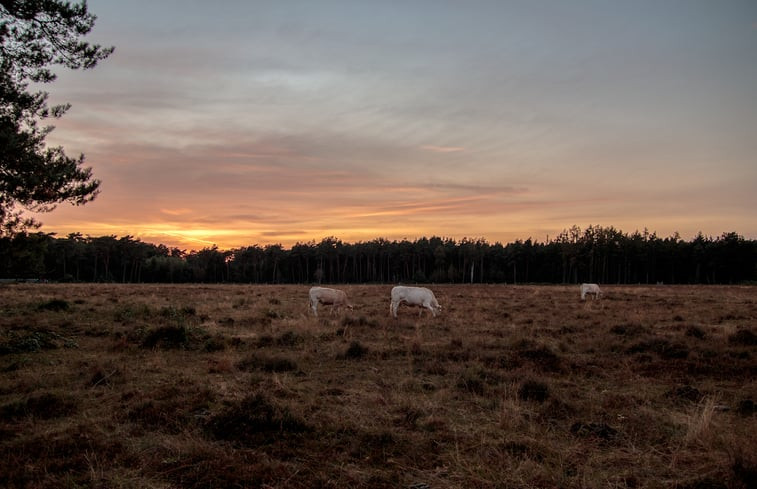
1 392 77 420
203 335 227 352
275 330 301 347
456 366 497 396
730 446 757 489
341 315 378 328
342 340 368 359
113 303 152 323
666 384 702 404
205 393 311 445
737 399 755 417
627 338 689 359
685 325 706 339
88 364 122 387
236 353 299 373
518 344 563 372
683 397 717 445
36 299 70 311
141 325 189 349
0 330 68 354
518 379 550 403
728 329 757 346
609 323 647 336
570 421 618 442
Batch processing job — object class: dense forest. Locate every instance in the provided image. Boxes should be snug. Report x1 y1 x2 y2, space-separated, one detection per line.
0 226 755 285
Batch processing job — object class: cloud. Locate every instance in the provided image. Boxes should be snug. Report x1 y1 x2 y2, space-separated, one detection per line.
160 208 192 216
259 230 308 238
420 182 528 194
420 145 465 153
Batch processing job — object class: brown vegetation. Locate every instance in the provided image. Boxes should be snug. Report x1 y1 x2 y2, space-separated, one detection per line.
1 283 755 488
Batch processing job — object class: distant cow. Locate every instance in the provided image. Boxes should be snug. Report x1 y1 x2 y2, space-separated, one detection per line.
309 287 352 316
390 286 441 318
580 283 602 300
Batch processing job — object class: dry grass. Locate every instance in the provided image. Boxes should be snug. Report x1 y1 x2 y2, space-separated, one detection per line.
682 397 719 446
1 283 756 488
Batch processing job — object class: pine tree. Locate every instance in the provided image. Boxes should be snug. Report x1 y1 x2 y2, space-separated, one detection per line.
0 0 113 234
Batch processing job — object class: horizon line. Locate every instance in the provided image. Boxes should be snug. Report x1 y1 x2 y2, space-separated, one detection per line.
27 226 753 253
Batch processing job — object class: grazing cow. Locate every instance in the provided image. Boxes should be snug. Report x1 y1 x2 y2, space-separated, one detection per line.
390 286 441 318
309 286 352 317
580 283 602 300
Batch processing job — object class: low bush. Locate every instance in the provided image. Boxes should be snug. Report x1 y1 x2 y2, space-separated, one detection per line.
1 392 77 420
141 325 189 349
609 323 647 337
276 330 301 347
341 340 368 359
203 335 226 352
0 330 67 354
685 325 706 339
627 338 689 359
36 299 70 312
236 353 299 373
729 329 757 346
518 379 550 403
205 393 311 445
518 345 563 372
113 303 153 323
731 448 757 489
341 315 378 328
737 399 755 416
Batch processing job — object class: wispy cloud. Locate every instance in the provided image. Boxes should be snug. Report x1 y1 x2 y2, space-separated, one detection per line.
420 145 465 153
160 208 192 216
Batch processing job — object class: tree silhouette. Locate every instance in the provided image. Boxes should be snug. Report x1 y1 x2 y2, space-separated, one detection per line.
0 0 113 234
1 227 755 284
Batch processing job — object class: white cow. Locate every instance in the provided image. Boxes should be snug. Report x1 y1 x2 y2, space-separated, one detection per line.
580 283 602 300
309 286 353 317
390 286 441 318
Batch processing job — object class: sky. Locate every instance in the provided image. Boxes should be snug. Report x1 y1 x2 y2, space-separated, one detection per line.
32 0 757 251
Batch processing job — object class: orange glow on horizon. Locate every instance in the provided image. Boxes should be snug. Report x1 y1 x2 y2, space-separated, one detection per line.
34 204 757 253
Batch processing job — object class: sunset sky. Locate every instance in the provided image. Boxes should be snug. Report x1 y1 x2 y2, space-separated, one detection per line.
33 0 757 251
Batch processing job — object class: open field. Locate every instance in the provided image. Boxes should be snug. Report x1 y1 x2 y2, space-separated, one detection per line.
1 283 755 488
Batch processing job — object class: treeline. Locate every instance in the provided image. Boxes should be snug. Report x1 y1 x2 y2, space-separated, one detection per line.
0 226 755 284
